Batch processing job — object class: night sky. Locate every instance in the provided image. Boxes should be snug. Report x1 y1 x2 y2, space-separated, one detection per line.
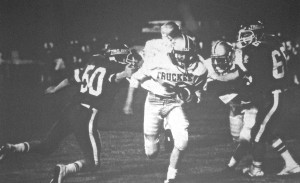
0 0 299 59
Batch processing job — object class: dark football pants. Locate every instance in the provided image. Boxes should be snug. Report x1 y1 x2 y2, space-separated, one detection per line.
251 89 283 162
29 103 102 168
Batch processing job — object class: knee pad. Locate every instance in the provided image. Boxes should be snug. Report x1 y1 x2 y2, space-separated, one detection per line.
229 115 243 141
144 134 160 159
173 130 188 151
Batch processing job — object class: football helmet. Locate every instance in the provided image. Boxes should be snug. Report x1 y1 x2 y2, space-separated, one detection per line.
237 20 264 48
169 34 196 73
211 41 233 74
105 43 131 64
126 49 143 68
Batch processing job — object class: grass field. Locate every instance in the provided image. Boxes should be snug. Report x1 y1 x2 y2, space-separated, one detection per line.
1 81 300 183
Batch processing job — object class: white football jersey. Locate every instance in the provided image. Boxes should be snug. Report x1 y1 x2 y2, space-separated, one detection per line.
130 53 207 97
142 39 173 60
203 58 239 104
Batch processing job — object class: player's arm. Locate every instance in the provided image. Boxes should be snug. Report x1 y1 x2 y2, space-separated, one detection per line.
45 78 70 94
193 62 208 103
123 63 151 114
45 65 85 94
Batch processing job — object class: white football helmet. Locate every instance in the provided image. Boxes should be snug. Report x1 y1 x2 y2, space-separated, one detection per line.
169 34 196 73
211 41 233 74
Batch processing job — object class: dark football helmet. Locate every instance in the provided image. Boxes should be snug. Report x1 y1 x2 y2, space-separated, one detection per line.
105 43 131 64
126 49 143 68
237 20 265 48
211 41 233 74
169 34 196 73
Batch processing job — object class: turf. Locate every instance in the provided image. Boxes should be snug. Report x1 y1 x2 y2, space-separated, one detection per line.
0 82 300 183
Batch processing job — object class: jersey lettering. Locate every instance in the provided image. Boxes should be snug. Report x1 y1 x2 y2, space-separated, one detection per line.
157 72 200 83
80 65 107 96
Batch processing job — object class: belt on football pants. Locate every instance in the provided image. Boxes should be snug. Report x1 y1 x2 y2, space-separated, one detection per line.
80 103 99 112
148 92 176 100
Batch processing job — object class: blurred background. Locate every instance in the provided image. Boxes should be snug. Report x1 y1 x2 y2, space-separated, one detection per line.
0 0 299 86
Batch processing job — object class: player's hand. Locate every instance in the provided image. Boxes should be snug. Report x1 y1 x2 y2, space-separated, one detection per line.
44 86 57 94
195 91 202 103
124 64 137 78
243 74 253 86
123 103 133 115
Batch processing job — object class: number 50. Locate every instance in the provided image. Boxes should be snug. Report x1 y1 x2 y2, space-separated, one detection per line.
80 65 107 96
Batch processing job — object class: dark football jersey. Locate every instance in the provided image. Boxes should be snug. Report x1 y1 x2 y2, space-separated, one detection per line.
72 54 126 110
242 37 287 96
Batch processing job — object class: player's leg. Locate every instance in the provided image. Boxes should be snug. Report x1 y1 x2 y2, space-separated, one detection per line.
143 93 164 159
50 104 101 183
0 109 72 160
228 101 243 142
271 137 300 175
228 105 257 169
244 90 281 176
226 101 243 169
164 106 189 182
267 91 300 175
163 119 174 153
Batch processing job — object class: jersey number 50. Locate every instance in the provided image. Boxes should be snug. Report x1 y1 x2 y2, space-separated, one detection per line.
80 65 107 96
272 50 285 79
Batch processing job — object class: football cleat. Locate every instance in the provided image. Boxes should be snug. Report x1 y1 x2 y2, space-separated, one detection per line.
50 164 68 183
277 165 300 176
164 129 174 153
164 178 177 183
0 144 12 161
242 165 264 177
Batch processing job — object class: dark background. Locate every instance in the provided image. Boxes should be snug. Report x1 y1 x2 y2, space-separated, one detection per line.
0 0 299 60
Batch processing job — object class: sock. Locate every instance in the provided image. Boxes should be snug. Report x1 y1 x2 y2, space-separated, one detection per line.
252 161 262 171
167 166 178 180
66 160 84 174
12 142 30 153
272 138 298 167
228 157 237 168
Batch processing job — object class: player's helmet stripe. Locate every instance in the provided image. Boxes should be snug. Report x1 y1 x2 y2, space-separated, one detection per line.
212 41 221 56
183 34 189 50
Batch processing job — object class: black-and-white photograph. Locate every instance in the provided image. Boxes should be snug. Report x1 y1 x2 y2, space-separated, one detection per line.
0 0 300 182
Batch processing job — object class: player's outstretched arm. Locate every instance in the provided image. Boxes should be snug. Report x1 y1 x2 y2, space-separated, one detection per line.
45 78 70 94
115 64 137 83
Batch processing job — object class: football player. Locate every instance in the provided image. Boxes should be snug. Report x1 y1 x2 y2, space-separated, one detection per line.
0 42 140 183
124 21 183 153
203 40 257 172
237 20 300 176
124 34 207 183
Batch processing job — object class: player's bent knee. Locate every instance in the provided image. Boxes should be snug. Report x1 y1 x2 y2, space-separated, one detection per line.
174 131 188 151
144 134 160 159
